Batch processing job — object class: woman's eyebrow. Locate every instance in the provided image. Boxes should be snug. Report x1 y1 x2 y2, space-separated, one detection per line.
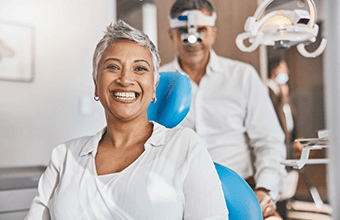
134 59 151 67
104 58 120 63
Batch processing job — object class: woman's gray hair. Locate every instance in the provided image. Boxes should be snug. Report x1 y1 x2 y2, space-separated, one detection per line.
92 20 160 85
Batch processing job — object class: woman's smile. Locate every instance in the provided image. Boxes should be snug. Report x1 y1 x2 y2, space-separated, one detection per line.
111 91 140 101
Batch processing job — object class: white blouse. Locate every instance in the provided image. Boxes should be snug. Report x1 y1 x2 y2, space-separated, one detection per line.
25 122 228 220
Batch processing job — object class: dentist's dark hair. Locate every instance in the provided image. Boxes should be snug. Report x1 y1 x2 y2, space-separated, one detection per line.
170 0 215 18
268 58 287 78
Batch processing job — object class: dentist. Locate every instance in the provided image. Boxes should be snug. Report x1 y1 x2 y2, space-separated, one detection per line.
160 0 287 218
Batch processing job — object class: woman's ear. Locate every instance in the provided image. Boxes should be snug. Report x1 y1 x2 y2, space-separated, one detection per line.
152 82 158 100
154 79 159 89
94 80 99 97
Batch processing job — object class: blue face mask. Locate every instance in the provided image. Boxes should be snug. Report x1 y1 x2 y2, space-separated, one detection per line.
275 73 289 85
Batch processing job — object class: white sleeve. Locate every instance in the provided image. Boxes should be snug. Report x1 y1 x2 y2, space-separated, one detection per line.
25 145 66 220
243 66 287 200
182 131 228 220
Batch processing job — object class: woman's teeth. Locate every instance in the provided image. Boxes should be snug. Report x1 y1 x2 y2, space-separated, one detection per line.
113 92 138 100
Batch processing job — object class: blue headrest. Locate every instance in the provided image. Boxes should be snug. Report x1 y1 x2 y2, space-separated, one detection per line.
148 72 192 128
214 163 263 220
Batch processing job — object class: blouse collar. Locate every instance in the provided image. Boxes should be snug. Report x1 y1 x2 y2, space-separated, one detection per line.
79 121 166 157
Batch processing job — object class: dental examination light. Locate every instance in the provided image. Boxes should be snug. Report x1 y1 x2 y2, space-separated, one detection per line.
169 10 216 44
235 0 327 58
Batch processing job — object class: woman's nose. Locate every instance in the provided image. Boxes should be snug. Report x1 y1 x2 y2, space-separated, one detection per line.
117 69 134 86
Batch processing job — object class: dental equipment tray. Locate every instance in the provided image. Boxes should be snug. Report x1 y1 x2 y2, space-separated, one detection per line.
281 137 330 169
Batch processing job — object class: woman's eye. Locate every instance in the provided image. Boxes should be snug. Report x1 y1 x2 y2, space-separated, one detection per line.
106 65 119 70
135 66 148 72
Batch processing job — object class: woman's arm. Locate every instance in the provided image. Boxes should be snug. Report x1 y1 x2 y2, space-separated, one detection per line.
24 145 66 220
182 132 228 220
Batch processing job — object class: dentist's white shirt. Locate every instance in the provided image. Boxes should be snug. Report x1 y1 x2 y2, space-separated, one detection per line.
25 122 228 220
160 51 287 200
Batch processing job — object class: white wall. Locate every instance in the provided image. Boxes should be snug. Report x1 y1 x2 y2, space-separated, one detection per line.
0 0 115 167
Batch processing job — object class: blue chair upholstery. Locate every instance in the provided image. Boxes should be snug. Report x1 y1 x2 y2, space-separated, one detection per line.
214 163 263 220
148 72 263 220
148 71 192 128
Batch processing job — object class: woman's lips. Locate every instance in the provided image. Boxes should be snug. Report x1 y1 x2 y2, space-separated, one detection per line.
111 91 140 100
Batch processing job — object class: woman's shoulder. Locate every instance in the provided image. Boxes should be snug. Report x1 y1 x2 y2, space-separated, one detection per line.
50 129 104 161
63 135 94 150
166 126 199 140
49 135 93 161
152 122 199 142
163 126 204 153
150 122 206 156
158 126 212 168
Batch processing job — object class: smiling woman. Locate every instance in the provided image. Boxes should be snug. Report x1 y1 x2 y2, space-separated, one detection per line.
95 40 156 125
24 20 228 220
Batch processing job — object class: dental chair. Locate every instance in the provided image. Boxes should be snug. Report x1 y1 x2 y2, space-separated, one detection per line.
148 71 263 220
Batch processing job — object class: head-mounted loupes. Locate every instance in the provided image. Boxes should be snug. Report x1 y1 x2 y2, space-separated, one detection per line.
169 10 216 44
235 0 327 58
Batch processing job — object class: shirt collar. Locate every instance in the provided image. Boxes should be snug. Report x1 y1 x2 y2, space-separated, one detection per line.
145 121 166 147
173 50 223 75
79 122 166 157
172 56 184 73
79 128 106 157
206 50 223 74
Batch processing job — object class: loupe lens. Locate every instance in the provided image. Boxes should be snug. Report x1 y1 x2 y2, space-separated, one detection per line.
188 35 197 44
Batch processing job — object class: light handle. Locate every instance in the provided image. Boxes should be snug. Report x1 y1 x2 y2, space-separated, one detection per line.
297 38 327 58
235 31 263 52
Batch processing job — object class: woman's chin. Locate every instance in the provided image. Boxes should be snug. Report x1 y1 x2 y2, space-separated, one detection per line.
108 108 148 123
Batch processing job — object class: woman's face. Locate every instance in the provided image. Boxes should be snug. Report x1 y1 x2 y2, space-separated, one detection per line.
95 40 156 122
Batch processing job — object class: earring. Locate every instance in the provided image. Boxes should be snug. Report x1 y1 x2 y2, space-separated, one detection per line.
94 96 99 101
151 97 157 103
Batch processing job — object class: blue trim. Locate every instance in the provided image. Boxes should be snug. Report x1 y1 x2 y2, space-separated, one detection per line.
178 15 188 21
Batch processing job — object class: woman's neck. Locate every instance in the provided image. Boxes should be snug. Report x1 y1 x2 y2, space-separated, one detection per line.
103 116 153 149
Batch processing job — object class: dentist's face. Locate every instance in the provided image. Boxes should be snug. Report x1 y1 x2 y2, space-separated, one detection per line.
95 40 156 122
169 9 217 65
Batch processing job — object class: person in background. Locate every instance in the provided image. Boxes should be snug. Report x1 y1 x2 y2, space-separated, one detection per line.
267 58 306 157
267 58 302 219
25 20 228 220
267 58 297 158
160 0 287 219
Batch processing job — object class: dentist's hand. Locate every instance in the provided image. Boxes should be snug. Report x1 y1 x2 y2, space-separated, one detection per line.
254 188 276 218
